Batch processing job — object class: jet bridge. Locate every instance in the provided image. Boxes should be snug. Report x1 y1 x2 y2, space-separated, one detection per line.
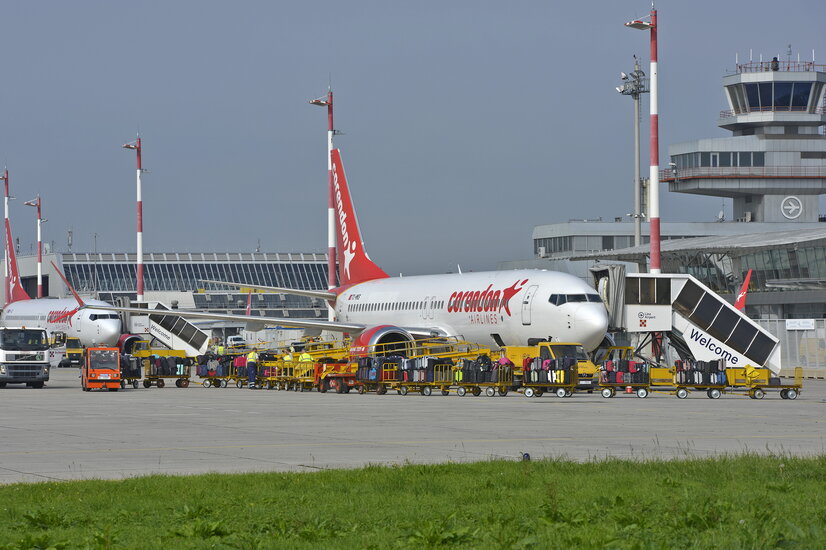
592 267 782 374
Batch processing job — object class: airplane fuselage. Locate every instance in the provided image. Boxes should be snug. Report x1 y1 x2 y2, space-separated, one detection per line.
1 298 122 348
335 269 609 351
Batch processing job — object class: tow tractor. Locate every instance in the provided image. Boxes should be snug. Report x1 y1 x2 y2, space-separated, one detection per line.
81 347 121 392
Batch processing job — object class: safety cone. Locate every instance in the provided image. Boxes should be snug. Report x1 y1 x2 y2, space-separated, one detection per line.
625 385 633 394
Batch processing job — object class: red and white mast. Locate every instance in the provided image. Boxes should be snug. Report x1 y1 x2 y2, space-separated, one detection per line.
23 195 46 298
310 88 337 320
2 169 10 302
122 136 145 302
626 4 661 273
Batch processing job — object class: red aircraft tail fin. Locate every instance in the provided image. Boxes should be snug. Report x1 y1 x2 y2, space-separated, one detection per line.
734 269 752 311
5 218 30 306
330 149 389 286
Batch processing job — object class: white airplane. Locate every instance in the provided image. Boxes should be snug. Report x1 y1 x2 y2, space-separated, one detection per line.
1 192 121 347
80 148 609 354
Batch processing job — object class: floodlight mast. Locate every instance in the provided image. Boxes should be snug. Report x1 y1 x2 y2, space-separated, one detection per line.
23 196 46 298
1 169 9 299
310 88 337 321
122 137 144 302
626 6 661 273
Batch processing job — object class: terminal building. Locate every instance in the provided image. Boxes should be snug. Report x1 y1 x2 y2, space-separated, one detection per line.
10 251 330 320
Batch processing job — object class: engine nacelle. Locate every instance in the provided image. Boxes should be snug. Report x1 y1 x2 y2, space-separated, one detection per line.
349 325 415 358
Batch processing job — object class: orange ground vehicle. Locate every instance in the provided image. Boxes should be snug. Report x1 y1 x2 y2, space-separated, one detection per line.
81 347 121 392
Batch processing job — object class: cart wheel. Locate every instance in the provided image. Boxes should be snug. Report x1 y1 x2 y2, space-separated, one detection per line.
236 380 244 389
556 387 567 398
203 379 212 388
143 379 151 388
601 388 613 399
175 379 182 388
157 379 165 388
457 387 467 397
676 388 688 399
335 380 345 394
182 379 190 388
707 388 721 399
524 387 535 398
319 380 328 393
358 385 366 394
498 388 509 397
219 379 226 388
472 387 482 397
636 388 649 399
780 389 788 399
753 388 765 400
441 388 450 396
120 380 126 389
485 387 496 397
535 390 544 397
132 380 139 389
400 386 409 396
565 389 573 397
423 386 432 396
786 388 798 400
377 385 387 395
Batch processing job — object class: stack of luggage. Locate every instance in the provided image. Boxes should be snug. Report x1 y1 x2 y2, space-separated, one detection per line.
525 356 576 385
146 355 191 376
600 358 649 385
355 356 403 382
120 354 141 379
399 356 454 383
458 355 509 384
674 359 726 386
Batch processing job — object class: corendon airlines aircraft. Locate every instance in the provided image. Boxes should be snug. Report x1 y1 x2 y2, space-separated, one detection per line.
1 213 121 347
83 149 609 353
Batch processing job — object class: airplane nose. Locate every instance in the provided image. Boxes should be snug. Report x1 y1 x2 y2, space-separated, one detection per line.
99 320 122 347
575 305 609 351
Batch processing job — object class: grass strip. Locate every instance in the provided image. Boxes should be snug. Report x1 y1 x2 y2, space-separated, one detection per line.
0 454 824 549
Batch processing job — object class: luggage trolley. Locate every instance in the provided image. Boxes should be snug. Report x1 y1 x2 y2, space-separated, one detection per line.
455 355 514 397
726 366 803 400
392 356 454 396
522 356 577 398
598 357 650 398
670 359 728 399
354 356 400 395
142 354 192 388
196 355 233 388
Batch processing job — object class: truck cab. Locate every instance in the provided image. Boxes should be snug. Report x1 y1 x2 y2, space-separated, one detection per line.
0 327 50 388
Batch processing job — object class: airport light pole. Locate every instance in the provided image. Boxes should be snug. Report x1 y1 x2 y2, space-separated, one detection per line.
310 88 338 321
122 137 145 302
626 5 661 273
617 58 648 248
23 196 46 298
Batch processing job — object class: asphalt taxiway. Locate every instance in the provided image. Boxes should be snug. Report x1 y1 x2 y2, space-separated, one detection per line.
0 368 823 483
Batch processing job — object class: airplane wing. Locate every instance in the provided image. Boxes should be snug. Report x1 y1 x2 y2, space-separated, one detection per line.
83 304 365 333
82 304 448 339
199 279 337 301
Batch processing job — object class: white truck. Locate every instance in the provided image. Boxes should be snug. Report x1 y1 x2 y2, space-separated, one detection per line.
0 327 50 388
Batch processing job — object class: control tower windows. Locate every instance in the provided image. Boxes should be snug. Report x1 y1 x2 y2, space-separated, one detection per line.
742 82 812 112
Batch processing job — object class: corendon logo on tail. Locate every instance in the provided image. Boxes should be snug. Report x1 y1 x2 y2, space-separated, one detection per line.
447 279 529 317
332 160 357 279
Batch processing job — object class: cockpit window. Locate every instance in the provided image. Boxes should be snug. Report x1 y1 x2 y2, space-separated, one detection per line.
549 294 566 306
89 314 119 321
550 294 603 306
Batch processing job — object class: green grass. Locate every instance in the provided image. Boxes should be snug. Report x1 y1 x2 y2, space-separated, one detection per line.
0 455 825 549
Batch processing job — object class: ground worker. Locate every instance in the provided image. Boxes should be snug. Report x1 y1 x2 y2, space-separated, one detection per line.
246 348 259 389
216 342 225 356
283 348 294 362
299 351 313 362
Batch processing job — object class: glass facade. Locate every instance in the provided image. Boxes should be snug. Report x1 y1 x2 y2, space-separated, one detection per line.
727 81 813 113
671 151 765 171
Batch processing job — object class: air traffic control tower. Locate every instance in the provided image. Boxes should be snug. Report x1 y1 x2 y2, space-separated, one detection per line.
663 58 826 223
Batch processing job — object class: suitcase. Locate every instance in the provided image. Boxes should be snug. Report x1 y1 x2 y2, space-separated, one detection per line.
616 372 624 384
605 360 614 372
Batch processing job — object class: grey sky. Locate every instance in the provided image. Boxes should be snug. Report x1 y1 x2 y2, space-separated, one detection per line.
2 1 824 276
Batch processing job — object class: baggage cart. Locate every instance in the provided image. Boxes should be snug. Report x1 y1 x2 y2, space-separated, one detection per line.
354 356 401 395
196 356 233 388
598 357 650 398
670 359 728 399
119 353 142 389
141 355 192 388
522 358 577 398
455 357 515 397
726 366 803 400
391 357 454 396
